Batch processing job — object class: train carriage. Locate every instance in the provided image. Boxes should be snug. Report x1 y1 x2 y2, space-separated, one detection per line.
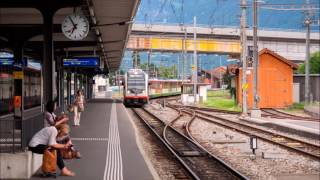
123 69 149 106
148 79 187 98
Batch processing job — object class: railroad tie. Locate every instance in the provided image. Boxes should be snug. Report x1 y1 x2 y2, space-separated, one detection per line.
179 150 206 157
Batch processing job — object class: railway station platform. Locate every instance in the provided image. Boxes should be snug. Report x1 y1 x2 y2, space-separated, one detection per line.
30 97 155 180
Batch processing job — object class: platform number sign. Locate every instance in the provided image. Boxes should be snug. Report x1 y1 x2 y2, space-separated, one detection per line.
62 14 89 41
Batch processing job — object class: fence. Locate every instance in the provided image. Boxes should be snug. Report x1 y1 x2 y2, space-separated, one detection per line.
0 106 43 153
293 74 320 102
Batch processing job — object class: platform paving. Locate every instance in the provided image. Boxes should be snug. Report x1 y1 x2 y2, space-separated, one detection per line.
30 98 154 180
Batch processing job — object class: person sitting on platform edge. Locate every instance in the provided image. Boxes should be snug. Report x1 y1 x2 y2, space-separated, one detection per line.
45 100 81 159
28 124 75 176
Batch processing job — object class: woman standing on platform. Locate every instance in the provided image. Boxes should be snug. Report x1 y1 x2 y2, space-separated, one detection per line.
73 90 85 126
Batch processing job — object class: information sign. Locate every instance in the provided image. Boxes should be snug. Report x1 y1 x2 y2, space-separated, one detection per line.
0 57 14 66
63 57 99 67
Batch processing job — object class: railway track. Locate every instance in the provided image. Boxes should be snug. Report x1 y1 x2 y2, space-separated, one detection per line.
172 106 320 161
169 104 240 114
261 108 320 121
169 102 319 122
132 108 248 180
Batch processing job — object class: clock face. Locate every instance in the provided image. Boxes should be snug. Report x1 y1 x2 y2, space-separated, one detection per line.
62 14 89 41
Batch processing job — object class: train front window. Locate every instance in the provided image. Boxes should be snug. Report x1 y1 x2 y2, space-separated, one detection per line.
127 73 145 93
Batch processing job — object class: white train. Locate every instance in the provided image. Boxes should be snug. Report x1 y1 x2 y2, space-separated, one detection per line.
123 69 149 106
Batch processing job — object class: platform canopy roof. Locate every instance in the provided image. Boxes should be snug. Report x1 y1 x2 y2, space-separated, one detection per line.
0 0 140 72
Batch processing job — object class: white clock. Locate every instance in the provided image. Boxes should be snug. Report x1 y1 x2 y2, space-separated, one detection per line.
62 14 89 41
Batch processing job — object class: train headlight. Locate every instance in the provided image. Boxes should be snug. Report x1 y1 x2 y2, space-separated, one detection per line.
127 91 130 94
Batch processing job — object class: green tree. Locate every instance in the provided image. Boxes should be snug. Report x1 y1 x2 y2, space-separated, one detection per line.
158 65 177 79
298 51 320 74
140 63 158 72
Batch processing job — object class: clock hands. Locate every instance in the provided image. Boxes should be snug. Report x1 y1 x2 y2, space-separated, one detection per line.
71 26 76 34
69 16 76 27
68 16 78 35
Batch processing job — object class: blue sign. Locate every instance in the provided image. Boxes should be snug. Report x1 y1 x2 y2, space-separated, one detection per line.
0 57 28 67
0 57 14 66
63 57 99 67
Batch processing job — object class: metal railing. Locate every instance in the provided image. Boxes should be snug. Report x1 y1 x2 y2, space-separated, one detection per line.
0 106 43 153
0 113 21 153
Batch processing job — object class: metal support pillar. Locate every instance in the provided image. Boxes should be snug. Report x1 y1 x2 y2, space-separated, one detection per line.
87 76 92 99
251 0 261 118
81 74 84 91
193 16 198 103
67 72 71 105
253 0 259 109
13 42 24 116
12 42 24 152
177 54 180 79
42 10 54 105
134 51 138 68
182 26 187 83
304 18 311 104
78 74 82 91
240 0 248 116
147 50 151 75
87 77 90 99
57 57 64 111
74 72 77 96
85 75 88 99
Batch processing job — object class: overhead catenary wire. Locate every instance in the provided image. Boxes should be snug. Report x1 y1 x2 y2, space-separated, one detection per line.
208 0 225 28
169 0 180 23
180 0 185 25
154 0 169 23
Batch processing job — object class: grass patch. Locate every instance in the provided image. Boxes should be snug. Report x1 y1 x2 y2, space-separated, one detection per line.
202 90 241 112
284 102 320 112
283 102 304 112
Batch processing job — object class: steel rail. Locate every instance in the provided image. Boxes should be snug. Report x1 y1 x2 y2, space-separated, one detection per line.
131 108 200 180
261 108 320 121
132 107 248 180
